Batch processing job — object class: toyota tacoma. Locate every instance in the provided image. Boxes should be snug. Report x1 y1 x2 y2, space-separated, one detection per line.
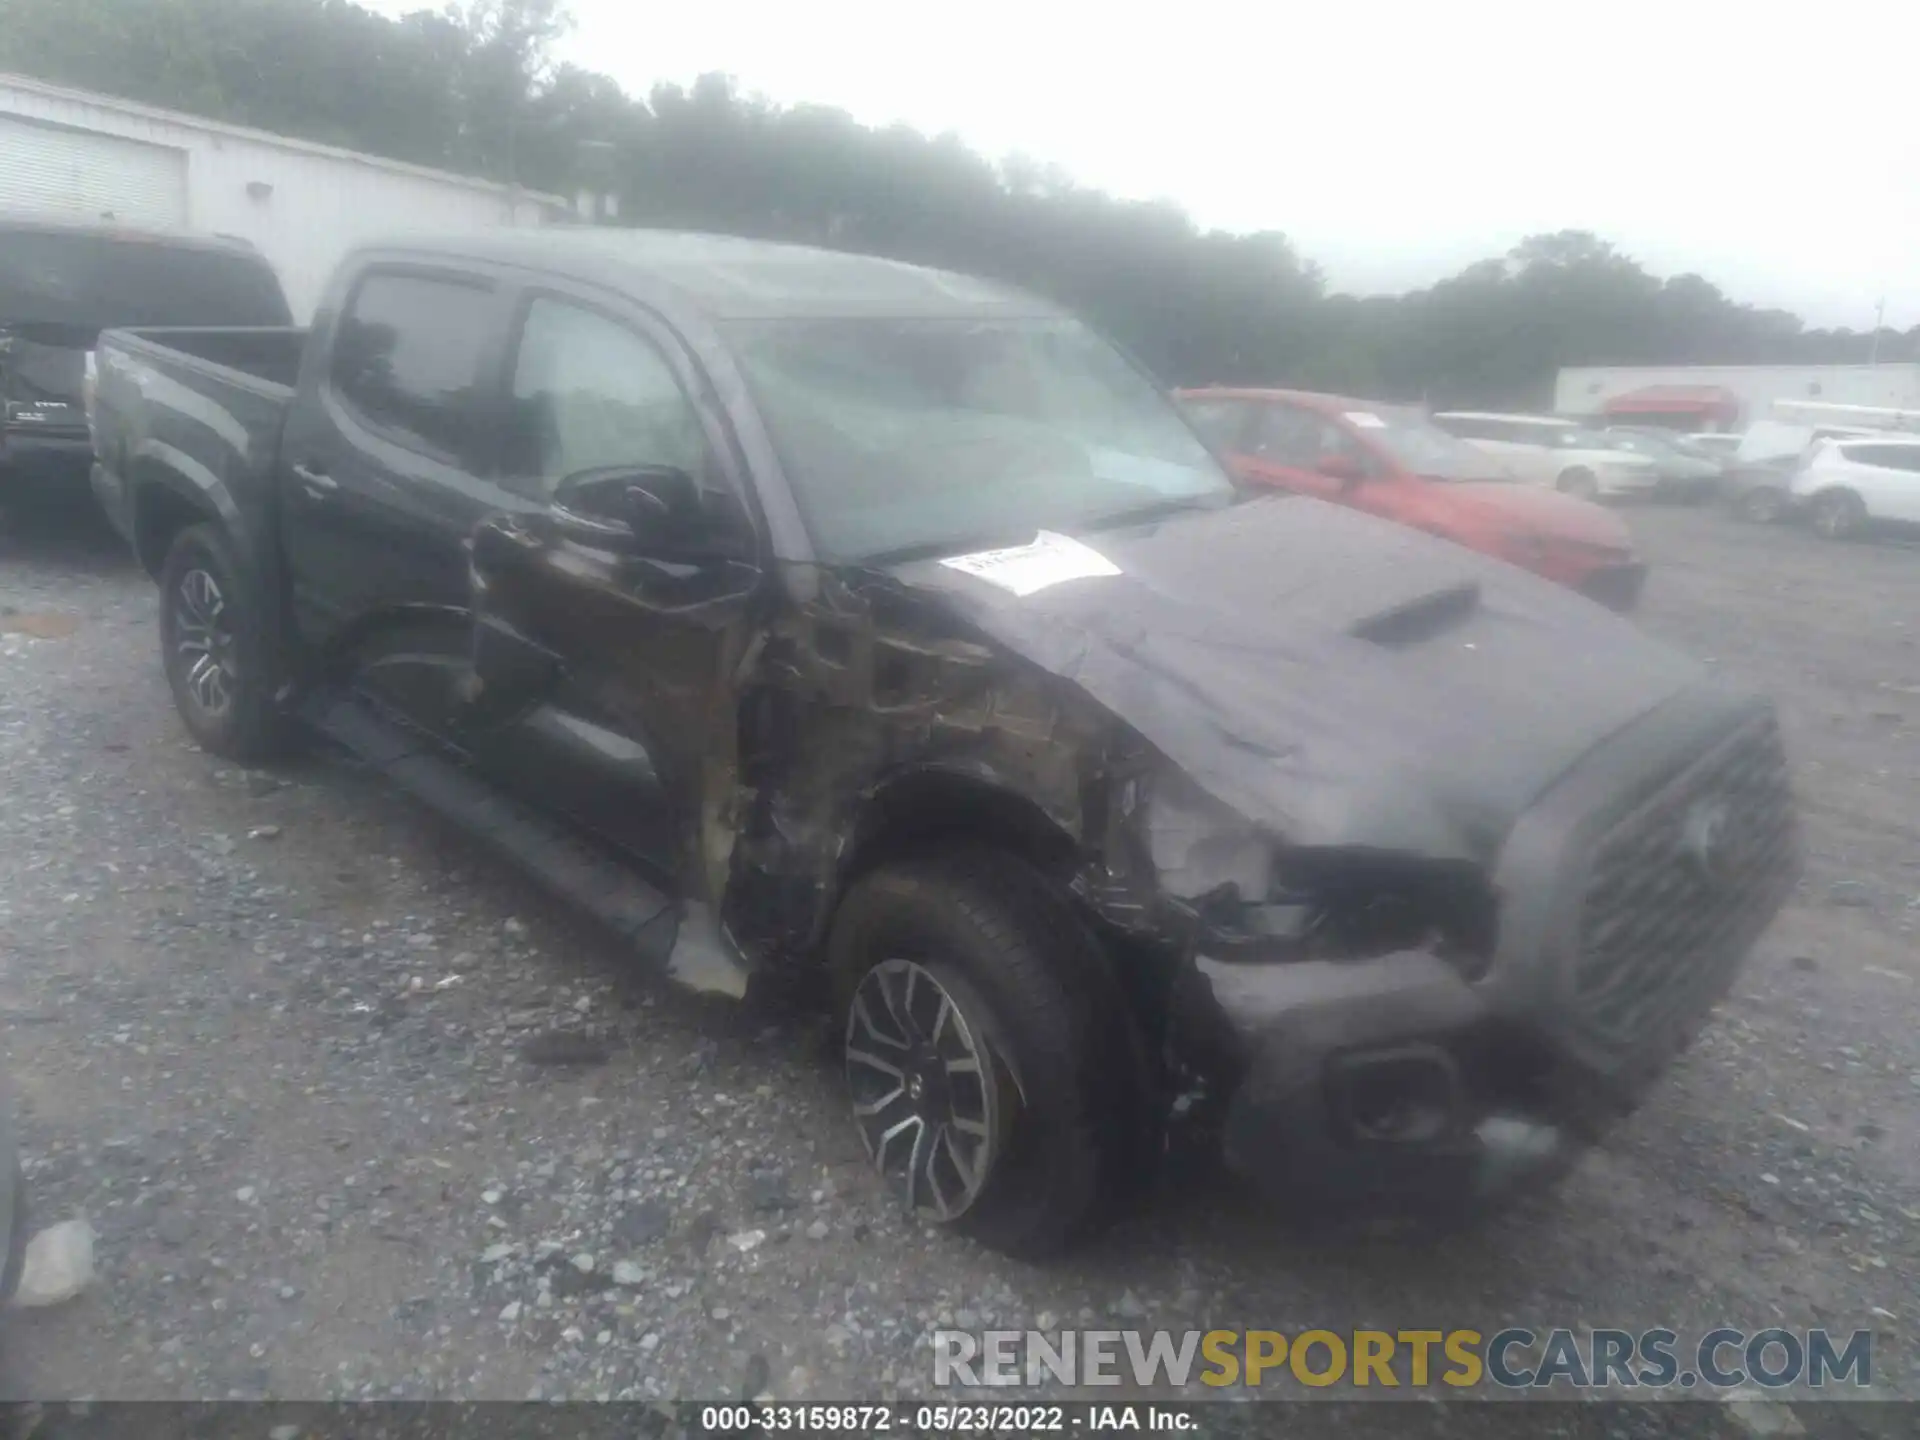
89 231 1800 1256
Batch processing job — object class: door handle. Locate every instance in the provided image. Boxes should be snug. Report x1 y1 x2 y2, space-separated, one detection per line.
291 462 337 499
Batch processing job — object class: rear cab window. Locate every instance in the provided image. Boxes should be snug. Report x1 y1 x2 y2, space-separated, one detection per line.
0 230 291 331
330 271 493 463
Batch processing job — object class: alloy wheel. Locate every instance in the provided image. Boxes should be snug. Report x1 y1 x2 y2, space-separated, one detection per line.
173 568 238 717
845 958 1000 1221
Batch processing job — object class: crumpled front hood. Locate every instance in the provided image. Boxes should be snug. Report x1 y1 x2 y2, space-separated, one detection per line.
890 495 1702 867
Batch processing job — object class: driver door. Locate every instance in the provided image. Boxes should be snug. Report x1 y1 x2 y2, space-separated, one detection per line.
459 290 765 882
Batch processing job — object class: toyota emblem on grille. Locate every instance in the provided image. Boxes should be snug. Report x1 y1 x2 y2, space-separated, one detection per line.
1680 800 1732 882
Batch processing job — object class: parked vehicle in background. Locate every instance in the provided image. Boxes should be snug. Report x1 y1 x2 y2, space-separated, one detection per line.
92 231 1798 1255
1789 435 1920 539
1180 387 1647 610
2 215 290 504
1722 421 1877 523
1602 427 1726 501
1678 432 1743 460
1429 412 1661 500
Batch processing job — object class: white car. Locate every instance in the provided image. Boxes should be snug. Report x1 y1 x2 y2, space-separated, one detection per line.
1430 412 1661 499
1681 432 1743 459
1790 435 1920 539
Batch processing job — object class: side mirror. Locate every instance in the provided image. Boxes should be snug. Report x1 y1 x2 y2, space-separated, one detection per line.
1316 455 1367 486
549 464 700 553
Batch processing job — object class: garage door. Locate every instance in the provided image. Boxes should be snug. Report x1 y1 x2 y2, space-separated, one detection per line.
0 115 188 229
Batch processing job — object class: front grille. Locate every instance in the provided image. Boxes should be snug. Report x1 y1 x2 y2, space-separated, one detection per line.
1573 712 1797 1046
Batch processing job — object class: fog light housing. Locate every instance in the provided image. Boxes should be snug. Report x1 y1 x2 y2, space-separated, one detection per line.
1328 1044 1464 1145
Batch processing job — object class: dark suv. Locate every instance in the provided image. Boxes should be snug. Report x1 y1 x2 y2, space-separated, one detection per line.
1 214 289 502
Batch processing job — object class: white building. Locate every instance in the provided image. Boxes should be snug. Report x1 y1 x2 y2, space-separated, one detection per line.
1555 363 1920 432
1 72 571 319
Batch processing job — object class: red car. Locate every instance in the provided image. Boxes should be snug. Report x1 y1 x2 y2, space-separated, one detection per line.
1177 387 1647 611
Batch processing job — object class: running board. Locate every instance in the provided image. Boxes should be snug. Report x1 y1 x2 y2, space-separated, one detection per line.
300 691 679 967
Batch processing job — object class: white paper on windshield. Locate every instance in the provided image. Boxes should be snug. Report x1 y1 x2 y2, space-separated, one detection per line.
1344 411 1387 429
940 531 1121 597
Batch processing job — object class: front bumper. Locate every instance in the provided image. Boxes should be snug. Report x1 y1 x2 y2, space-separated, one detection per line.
1577 562 1648 613
1176 689 1799 1219
1 428 91 488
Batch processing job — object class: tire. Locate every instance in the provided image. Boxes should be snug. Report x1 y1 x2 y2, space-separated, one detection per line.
158 523 289 761
1810 488 1867 542
1737 486 1787 524
1556 468 1599 500
828 849 1145 1259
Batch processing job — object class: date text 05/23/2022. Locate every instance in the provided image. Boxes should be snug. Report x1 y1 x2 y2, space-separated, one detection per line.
697 1403 1194 1432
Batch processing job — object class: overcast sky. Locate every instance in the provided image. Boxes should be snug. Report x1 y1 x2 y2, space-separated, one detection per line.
382 0 1919 330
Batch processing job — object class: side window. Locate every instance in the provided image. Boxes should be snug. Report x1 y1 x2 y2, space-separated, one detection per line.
1434 416 1483 440
505 298 711 496
1845 444 1920 472
1249 404 1327 465
1181 398 1253 451
331 272 491 460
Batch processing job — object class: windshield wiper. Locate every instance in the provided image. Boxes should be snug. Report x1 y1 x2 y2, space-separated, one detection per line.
1071 495 1225 534
851 528 1039 568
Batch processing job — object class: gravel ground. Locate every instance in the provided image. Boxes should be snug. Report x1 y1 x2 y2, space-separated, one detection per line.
0 498 1916 1427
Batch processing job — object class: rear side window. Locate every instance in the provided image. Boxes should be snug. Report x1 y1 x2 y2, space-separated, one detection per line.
331 272 491 460
1437 416 1494 441
1842 443 1920 472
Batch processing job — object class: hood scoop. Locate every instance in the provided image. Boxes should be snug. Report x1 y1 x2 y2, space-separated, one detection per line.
1350 580 1481 648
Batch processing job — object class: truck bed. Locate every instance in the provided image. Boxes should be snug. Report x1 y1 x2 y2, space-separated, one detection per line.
90 327 308 575
103 327 307 394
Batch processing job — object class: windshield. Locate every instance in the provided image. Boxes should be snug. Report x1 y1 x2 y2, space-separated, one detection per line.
726 317 1235 561
1354 406 1509 481
0 232 291 332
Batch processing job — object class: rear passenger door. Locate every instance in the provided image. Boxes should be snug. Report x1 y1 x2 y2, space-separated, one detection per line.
279 264 523 732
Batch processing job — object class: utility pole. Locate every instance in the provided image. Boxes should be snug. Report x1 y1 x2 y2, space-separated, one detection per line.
1869 298 1886 366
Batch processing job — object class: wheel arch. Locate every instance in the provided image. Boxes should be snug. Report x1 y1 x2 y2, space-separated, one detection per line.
834 764 1084 908
129 461 223 578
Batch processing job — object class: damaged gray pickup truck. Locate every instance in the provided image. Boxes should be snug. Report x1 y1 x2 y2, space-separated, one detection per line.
90 231 1800 1257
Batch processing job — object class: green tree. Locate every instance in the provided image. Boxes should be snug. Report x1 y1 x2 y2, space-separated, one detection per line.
3 0 1875 399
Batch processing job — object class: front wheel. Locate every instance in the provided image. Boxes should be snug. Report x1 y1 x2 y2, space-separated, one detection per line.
1556 468 1599 500
1810 489 1867 541
829 850 1145 1259
159 523 289 761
